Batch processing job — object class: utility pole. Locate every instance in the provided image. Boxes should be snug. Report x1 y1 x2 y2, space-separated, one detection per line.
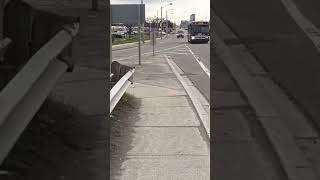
157 10 158 36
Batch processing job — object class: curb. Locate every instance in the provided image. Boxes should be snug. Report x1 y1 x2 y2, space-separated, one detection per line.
164 55 210 138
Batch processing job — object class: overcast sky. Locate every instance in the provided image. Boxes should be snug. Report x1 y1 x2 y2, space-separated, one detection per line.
110 0 210 24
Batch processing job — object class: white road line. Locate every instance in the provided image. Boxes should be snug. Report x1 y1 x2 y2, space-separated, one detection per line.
113 44 186 61
173 50 190 52
185 44 210 77
281 0 320 52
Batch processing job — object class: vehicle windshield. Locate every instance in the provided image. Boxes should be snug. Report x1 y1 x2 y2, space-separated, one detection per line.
177 31 184 33
189 25 209 34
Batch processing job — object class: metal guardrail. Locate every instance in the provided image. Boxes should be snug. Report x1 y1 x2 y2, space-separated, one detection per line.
0 22 79 164
110 68 135 113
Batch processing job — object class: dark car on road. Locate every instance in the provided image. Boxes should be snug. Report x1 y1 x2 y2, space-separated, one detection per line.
177 30 184 38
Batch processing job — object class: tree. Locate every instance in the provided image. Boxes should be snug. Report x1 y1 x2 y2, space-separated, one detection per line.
145 16 159 29
144 16 175 31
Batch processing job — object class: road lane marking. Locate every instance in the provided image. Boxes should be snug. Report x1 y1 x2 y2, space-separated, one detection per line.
184 44 210 77
281 0 320 52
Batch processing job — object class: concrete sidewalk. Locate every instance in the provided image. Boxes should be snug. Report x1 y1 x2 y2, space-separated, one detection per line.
111 54 210 180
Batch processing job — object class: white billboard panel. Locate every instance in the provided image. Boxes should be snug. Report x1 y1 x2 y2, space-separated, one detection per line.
111 4 145 25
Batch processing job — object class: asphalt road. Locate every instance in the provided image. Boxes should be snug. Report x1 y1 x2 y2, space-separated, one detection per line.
213 0 320 127
165 36 210 101
112 33 210 102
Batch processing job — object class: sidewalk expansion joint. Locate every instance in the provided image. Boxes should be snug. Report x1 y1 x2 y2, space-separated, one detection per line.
126 154 209 157
133 95 189 99
133 83 184 91
128 105 192 109
131 126 201 128
128 95 188 99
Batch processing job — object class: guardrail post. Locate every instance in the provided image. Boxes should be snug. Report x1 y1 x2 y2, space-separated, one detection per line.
58 42 74 72
111 61 134 84
57 22 79 72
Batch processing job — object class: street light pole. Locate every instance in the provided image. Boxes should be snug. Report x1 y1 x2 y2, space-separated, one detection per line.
141 0 145 43
149 19 152 38
166 10 168 37
160 6 163 40
160 3 172 40
166 9 174 37
138 4 141 65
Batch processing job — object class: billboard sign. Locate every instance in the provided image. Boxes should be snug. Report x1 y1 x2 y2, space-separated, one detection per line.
111 4 145 25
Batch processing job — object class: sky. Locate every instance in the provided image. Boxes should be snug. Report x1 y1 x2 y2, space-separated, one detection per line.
110 0 210 25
